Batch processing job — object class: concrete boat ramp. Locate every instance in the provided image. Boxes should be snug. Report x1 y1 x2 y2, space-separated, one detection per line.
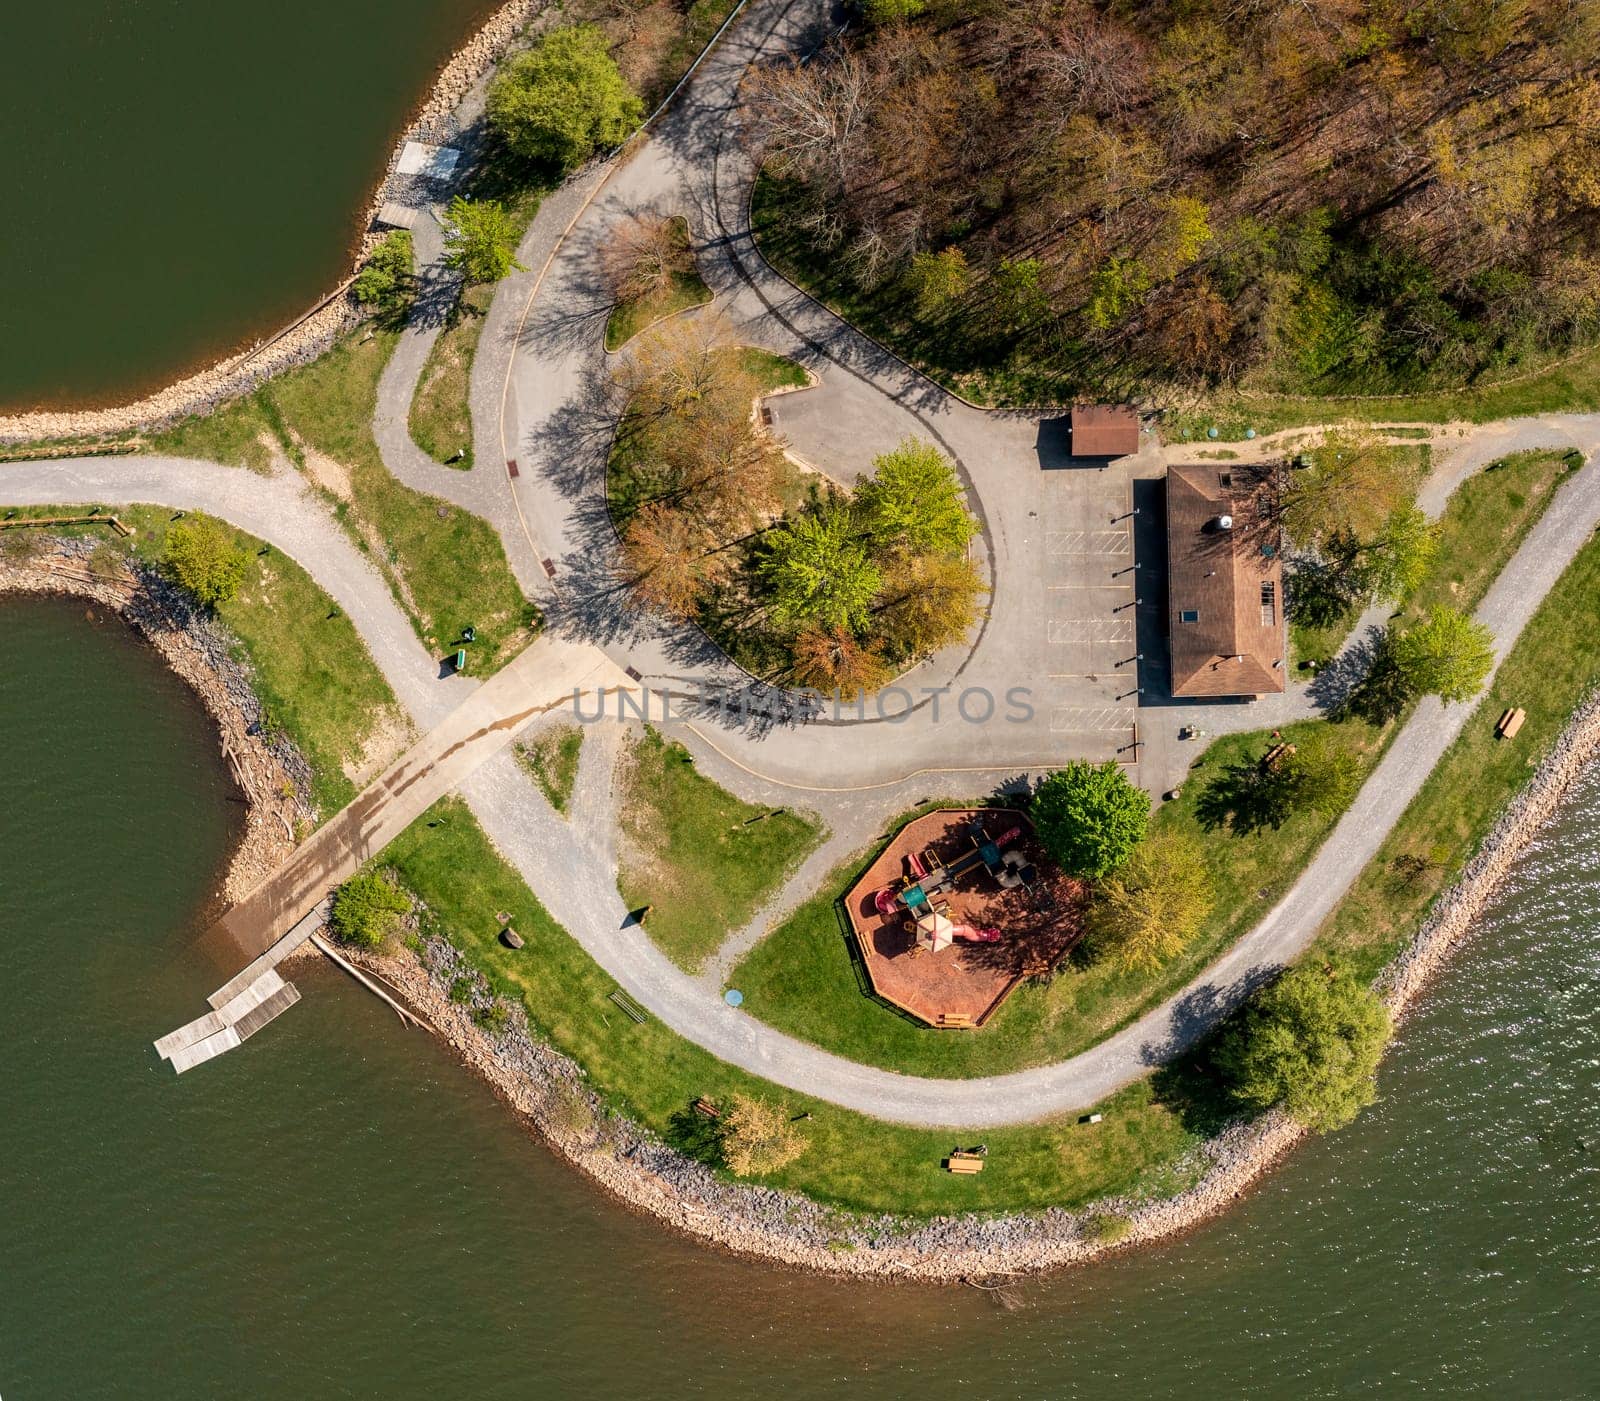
153 899 328 1074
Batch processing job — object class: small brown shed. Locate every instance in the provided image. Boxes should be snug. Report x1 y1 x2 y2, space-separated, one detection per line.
1070 404 1141 458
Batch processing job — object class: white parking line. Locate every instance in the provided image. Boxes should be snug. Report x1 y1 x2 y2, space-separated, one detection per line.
1049 705 1136 734
1047 529 1131 556
1047 617 1135 644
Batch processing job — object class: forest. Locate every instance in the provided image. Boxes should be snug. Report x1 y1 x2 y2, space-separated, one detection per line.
744 0 1600 403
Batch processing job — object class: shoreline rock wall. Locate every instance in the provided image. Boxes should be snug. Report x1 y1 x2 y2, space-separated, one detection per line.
0 536 313 904
0 0 545 444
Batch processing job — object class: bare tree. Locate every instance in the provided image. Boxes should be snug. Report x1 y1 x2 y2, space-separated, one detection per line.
602 211 690 305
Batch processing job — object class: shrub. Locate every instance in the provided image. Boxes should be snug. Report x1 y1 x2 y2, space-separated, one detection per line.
161 513 247 608
1031 761 1150 879
1083 1211 1133 1244
328 870 410 950
441 197 524 285
352 230 415 316
487 25 643 171
1216 964 1391 1132
721 1093 808 1176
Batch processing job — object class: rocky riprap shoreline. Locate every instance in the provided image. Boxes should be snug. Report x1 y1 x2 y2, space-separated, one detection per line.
0 0 545 445
355 686 1600 1281
0 534 315 903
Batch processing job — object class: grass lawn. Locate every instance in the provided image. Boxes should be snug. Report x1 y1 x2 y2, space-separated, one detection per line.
409 283 493 470
1316 528 1600 981
385 795 1227 1216
148 331 536 671
604 217 711 351
147 386 288 474
515 723 583 814
3 504 405 818
617 727 824 973
732 716 1388 1077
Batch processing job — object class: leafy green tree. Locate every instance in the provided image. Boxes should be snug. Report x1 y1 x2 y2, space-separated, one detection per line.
1089 833 1213 974
441 197 525 284
1282 433 1407 546
992 256 1050 333
721 1093 807 1176
855 438 977 556
1086 256 1151 329
328 870 410 950
1216 964 1391 1132
1279 729 1363 819
906 246 969 317
760 502 882 633
161 514 247 608
352 229 415 316
1148 195 1213 280
1351 505 1438 606
1389 605 1495 704
1032 761 1150 879
487 25 643 171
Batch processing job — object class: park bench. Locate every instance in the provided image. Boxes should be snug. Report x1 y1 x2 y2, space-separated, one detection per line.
1259 741 1297 772
692 1097 721 1119
1496 707 1527 739
936 1013 975 1029
946 1152 985 1174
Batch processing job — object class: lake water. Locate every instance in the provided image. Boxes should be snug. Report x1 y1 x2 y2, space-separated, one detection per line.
2 593 1596 1398
0 0 495 412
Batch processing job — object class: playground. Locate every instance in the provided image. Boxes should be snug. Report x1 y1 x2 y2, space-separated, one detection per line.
845 809 1085 1029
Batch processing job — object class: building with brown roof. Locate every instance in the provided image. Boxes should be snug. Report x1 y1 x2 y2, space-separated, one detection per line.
1070 404 1141 458
1166 463 1286 697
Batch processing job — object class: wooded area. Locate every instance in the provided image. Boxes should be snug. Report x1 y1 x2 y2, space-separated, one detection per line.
745 0 1600 403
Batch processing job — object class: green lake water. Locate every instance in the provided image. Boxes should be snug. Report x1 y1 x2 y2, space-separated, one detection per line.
0 0 495 412
2 593 1597 1398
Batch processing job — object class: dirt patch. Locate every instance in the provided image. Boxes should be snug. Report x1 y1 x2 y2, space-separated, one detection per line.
343 703 414 786
301 444 354 503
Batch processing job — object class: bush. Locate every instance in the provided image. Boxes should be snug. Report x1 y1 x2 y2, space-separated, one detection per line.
441 197 524 285
721 1093 808 1176
328 870 410 950
1032 761 1150 879
161 513 247 608
352 230 414 316
487 25 643 171
1216 964 1391 1132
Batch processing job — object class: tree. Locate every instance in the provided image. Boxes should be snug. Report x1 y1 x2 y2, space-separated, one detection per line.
621 502 730 618
760 502 882 633
602 212 691 305
854 438 977 556
328 870 410 950
861 0 926 22
487 24 643 171
352 229 414 316
1281 433 1407 546
1032 761 1150 879
872 552 986 657
162 514 247 608
1389 605 1495 704
1331 505 1437 607
791 626 892 698
1216 964 1391 1132
907 247 969 318
720 1093 807 1176
441 197 524 284
1278 729 1363 819
1089 833 1213 974
1086 255 1151 329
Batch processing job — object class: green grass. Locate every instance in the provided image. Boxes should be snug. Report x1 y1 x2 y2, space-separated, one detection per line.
151 330 535 671
1317 528 1600 981
409 283 493 470
617 727 824 973
604 217 711 351
385 795 1226 1216
2 504 404 818
148 386 288 474
515 723 583 814
733 718 1387 1077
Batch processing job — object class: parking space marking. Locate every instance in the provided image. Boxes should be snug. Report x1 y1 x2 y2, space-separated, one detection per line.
1047 617 1135 644
1049 705 1136 734
1047 529 1131 556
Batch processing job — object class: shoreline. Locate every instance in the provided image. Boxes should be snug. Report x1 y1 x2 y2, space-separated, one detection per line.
0 537 312 906
360 692 1600 1282
0 0 544 443
11 536 1600 1282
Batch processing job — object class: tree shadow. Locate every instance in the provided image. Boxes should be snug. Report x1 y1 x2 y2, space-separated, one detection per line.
664 1104 727 1169
1194 758 1296 834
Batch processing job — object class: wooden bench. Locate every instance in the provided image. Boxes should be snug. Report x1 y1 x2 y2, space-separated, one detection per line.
936 1013 975 1029
1259 741 1298 772
945 1153 985 1174
692 1097 721 1119
1496 707 1527 739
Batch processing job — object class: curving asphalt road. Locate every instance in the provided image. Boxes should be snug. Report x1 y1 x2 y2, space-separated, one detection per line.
10 0 1600 1125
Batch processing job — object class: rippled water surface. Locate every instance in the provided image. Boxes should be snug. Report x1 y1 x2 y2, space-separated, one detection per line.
2 595 1596 1398
0 0 494 411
